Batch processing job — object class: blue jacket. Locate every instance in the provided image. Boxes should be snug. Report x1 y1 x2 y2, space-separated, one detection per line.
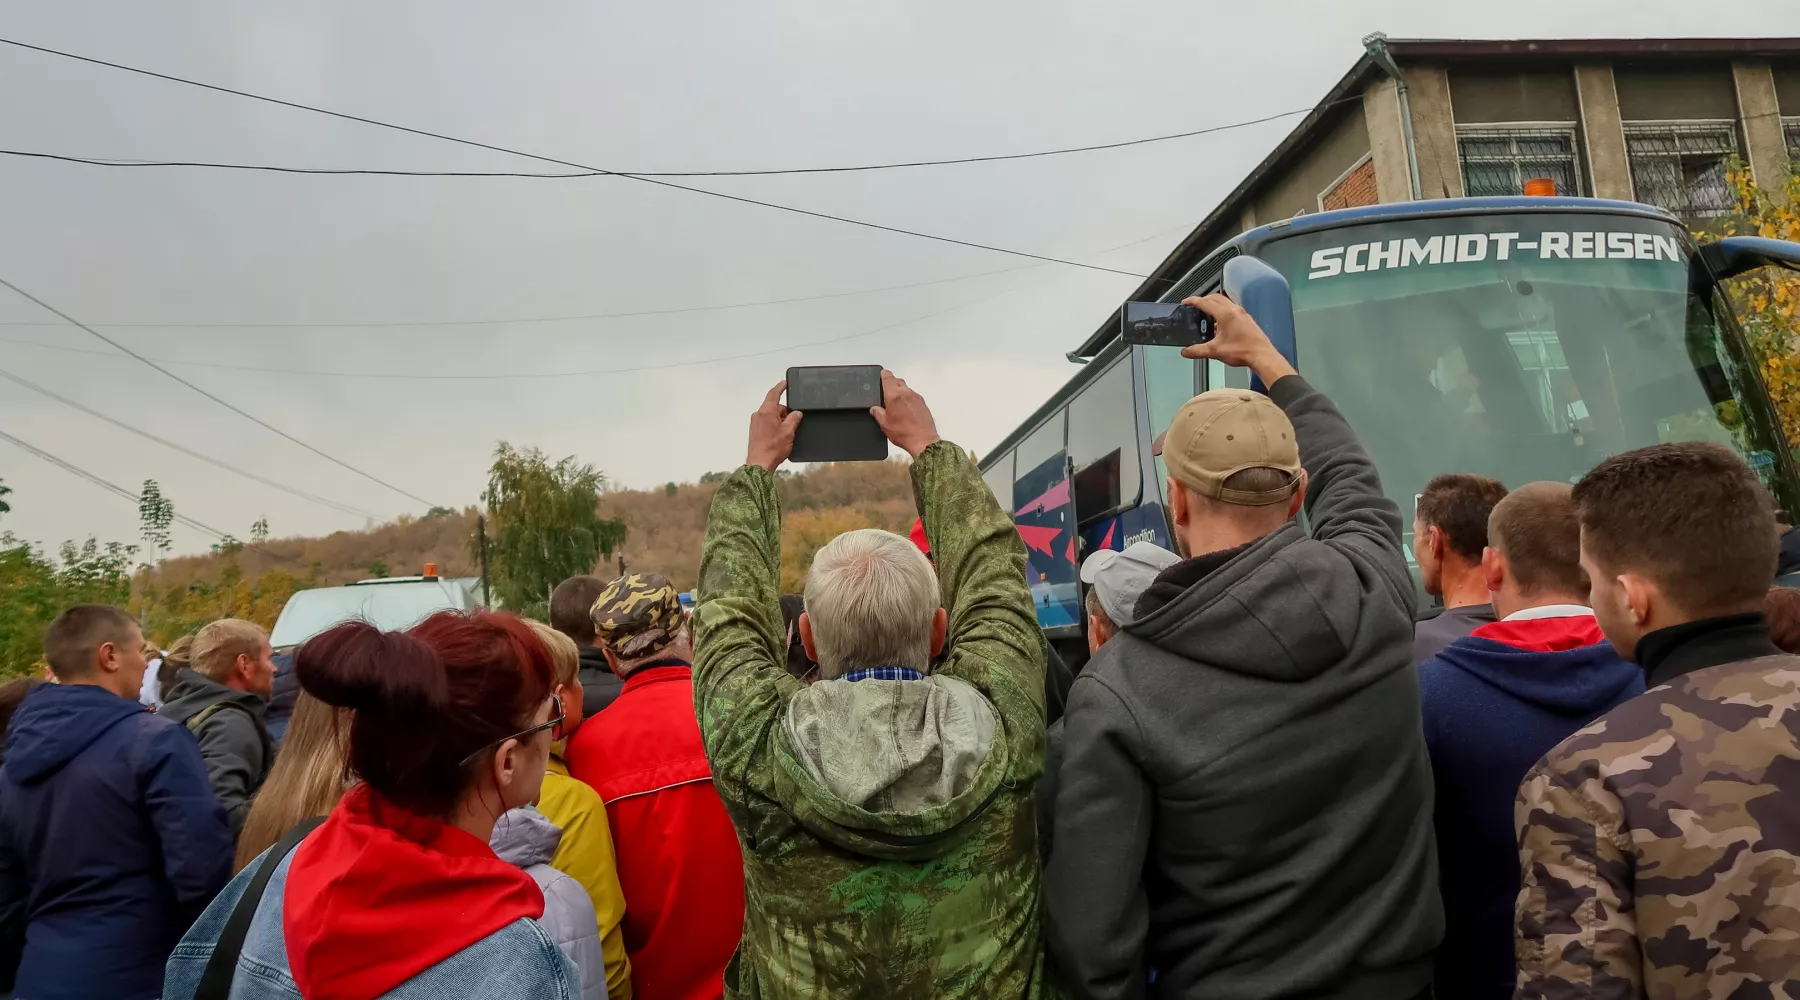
1418 614 1644 1000
164 847 579 1000
0 683 233 1000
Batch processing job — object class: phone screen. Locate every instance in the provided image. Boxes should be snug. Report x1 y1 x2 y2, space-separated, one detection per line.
1121 302 1214 347
787 365 883 410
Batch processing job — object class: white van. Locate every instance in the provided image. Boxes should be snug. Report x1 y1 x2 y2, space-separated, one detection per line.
269 565 487 650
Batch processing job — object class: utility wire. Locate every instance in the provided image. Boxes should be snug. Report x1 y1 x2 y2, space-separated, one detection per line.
0 36 1155 280
0 225 1182 378
0 224 1184 330
0 273 440 508
0 366 382 519
0 101 1353 179
3 266 1056 380
0 427 301 563
0 259 1045 329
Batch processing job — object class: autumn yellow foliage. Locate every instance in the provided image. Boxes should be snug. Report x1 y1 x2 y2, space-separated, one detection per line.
1716 164 1800 446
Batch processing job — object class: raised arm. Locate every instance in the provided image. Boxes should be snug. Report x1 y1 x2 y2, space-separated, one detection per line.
877 372 1042 713
692 382 805 811
1183 295 1410 602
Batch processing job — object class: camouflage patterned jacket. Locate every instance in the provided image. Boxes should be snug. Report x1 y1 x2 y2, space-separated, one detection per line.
1514 652 1800 999
693 442 1053 1000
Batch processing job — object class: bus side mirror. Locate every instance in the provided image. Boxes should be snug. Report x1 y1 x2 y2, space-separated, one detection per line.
1700 236 1800 280
1222 256 1298 392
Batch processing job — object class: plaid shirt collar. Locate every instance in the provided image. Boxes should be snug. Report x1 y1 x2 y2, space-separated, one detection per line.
839 666 926 683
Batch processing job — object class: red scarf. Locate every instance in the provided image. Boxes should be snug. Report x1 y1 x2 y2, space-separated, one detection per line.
284 784 544 1000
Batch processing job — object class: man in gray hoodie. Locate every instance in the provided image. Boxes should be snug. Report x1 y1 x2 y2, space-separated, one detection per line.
1046 295 1442 1000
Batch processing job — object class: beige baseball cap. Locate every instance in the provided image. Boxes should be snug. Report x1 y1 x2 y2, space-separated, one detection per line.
1152 388 1301 506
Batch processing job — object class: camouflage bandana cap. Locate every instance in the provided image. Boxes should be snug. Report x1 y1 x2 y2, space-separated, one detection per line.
591 572 685 659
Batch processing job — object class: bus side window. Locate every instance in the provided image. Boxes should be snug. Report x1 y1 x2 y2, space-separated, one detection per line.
1205 358 1253 391
1068 358 1140 523
982 451 1015 512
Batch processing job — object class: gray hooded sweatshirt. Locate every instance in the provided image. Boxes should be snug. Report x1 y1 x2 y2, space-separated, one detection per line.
490 805 607 1000
1045 375 1442 1000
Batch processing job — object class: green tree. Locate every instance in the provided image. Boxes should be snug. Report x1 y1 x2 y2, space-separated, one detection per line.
0 479 11 519
250 516 270 545
475 443 627 618
137 480 174 565
368 557 390 579
0 532 138 678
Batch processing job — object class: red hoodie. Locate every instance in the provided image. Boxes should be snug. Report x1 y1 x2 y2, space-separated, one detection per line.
284 784 545 1000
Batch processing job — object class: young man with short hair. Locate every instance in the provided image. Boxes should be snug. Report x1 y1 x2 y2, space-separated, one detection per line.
0 605 232 1000
1412 473 1510 661
551 574 626 716
158 618 277 834
1515 443 1800 998
1418 482 1642 1000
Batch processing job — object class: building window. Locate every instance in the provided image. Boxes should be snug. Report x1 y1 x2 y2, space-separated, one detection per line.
1623 122 1739 223
1319 155 1378 212
1785 118 1800 169
1456 126 1583 198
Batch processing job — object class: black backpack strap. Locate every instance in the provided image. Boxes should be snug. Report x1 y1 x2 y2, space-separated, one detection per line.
193 816 326 1000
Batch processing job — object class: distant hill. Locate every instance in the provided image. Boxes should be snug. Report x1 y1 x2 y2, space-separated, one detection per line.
148 459 919 598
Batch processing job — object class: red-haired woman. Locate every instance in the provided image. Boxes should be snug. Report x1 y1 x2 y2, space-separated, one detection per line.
164 610 581 1000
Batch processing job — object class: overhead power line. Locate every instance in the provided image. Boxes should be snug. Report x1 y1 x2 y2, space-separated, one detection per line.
2 267 1049 379
0 273 441 508
0 366 382 519
0 101 1352 179
0 427 297 562
0 224 1184 379
0 36 1154 281
0 259 1045 330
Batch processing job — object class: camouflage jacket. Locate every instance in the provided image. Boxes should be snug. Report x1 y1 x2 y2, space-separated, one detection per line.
1514 653 1800 999
693 442 1053 1000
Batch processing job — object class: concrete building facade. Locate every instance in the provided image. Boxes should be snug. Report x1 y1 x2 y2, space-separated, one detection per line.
1076 37 1800 352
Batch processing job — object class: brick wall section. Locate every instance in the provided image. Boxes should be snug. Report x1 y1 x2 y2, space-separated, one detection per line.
1321 159 1380 211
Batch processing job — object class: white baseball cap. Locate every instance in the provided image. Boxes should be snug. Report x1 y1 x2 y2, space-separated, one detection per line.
1079 541 1181 625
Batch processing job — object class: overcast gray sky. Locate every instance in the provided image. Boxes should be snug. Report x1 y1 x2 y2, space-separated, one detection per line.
2 0 1794 556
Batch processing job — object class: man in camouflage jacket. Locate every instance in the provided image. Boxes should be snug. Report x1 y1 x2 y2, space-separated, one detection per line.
693 375 1052 1000
1514 442 1800 1000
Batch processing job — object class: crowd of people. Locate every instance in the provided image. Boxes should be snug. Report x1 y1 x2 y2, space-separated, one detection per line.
0 294 1797 999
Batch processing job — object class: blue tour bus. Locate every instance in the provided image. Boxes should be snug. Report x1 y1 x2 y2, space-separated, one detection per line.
979 196 1800 638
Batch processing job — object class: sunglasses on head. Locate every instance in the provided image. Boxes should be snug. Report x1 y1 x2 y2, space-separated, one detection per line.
459 697 563 768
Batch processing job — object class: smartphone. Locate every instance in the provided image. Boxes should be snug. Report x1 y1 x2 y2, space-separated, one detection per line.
786 365 887 463
1121 302 1215 347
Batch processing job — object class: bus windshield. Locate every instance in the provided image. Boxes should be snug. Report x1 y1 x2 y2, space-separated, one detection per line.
1257 212 1799 531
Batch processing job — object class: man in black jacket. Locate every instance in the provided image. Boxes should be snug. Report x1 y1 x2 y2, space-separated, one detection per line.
1046 295 1441 1000
551 574 626 716
158 618 276 837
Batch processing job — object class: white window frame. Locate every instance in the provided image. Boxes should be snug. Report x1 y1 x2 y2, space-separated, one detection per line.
1317 151 1375 212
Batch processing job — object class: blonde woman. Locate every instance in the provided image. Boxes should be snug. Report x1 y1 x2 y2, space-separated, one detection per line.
523 620 634 1000
232 690 348 872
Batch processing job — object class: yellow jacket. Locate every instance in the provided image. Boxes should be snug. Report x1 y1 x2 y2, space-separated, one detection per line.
540 755 632 1000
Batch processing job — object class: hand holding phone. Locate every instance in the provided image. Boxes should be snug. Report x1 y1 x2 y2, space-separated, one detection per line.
786 365 888 462
746 381 803 472
869 370 940 458
1121 301 1215 347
